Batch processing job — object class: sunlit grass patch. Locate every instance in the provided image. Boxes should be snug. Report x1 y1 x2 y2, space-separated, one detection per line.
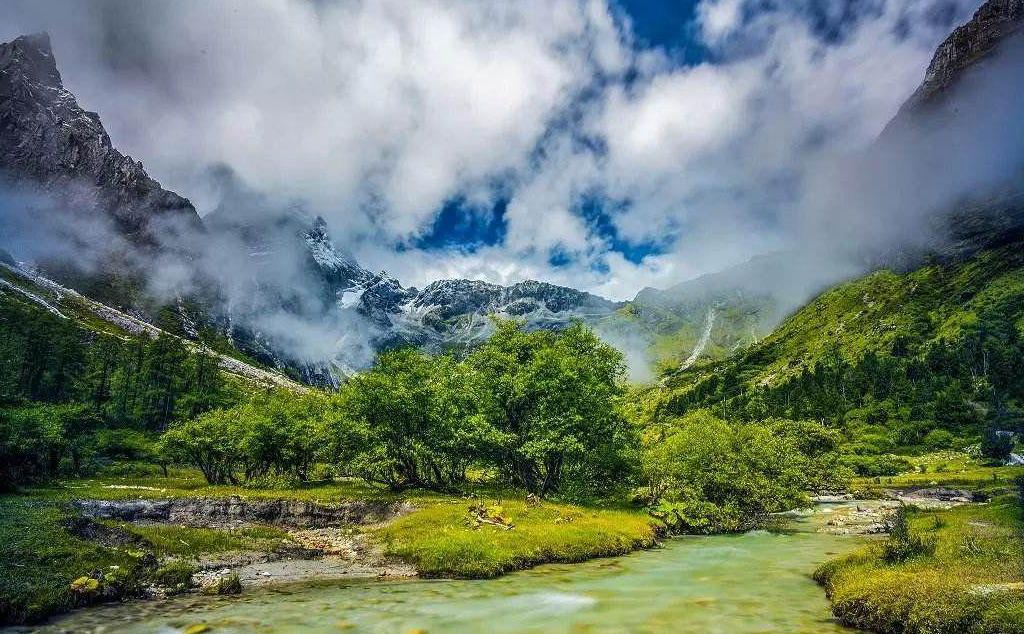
852 451 1024 492
106 522 291 558
815 494 1024 633
376 498 659 578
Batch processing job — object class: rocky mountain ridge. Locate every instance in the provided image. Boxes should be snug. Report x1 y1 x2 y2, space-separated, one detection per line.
1 0 1022 384
0 32 200 242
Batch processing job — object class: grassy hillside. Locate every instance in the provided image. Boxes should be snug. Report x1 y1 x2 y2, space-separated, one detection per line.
657 242 1024 456
0 262 299 391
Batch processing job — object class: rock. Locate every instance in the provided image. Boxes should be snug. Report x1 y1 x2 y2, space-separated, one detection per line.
74 496 414 528
201 572 242 596
902 0 1023 112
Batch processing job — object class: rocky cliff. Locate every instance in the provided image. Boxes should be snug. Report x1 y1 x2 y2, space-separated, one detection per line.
0 33 200 243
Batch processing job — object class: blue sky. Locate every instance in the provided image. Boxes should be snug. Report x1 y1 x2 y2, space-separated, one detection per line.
412 0 704 264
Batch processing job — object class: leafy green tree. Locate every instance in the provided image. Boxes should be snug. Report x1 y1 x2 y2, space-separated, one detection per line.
135 333 189 430
639 410 842 533
468 320 632 496
337 349 493 490
159 408 240 484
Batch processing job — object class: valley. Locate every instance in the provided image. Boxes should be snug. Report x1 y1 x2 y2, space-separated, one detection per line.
3 0 1024 632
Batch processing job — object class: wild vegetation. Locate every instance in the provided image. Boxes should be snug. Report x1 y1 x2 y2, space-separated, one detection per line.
660 245 1024 468
0 291 238 489
815 492 1024 634
5 243 1024 629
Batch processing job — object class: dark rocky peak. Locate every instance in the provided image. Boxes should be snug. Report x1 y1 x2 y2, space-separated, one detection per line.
0 32 200 241
505 280 621 312
900 0 1023 113
0 33 62 89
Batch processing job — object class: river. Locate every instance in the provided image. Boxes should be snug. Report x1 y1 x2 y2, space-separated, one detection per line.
37 507 866 633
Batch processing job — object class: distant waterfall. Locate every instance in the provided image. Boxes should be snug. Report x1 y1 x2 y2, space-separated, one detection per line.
661 307 716 384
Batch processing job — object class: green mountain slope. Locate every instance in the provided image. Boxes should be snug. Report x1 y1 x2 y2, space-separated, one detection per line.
661 242 1024 454
0 260 301 392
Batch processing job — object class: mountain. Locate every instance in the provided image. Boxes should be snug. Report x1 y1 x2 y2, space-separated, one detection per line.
897 0 1022 116
0 256 301 392
880 0 1024 263
216 207 625 380
634 0 1024 378
617 252 861 375
0 33 200 243
0 32 626 384
656 0 1024 453
1 0 1021 388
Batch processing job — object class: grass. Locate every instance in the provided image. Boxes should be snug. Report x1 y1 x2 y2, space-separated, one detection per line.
852 451 1024 493
2 469 661 624
376 497 660 578
815 494 1024 633
0 498 149 624
105 522 291 558
28 467 404 503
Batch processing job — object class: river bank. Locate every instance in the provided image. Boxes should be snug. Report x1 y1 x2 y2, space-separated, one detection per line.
24 507 867 634
812 458 1024 634
0 472 659 626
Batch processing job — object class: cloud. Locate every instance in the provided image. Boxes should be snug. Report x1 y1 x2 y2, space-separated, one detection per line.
0 0 1008 311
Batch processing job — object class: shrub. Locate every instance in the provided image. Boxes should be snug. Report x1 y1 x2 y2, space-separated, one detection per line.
981 425 1014 463
150 562 195 595
638 411 833 533
882 506 935 563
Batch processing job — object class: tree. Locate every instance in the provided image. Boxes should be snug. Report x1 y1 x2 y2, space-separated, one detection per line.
639 411 845 534
468 320 632 496
337 349 493 490
135 333 189 430
159 408 240 484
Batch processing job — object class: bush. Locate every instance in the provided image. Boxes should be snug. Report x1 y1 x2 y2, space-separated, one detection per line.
638 411 836 533
0 403 100 488
882 506 935 563
242 473 303 490
160 391 335 485
150 562 195 595
922 429 956 451
981 425 1014 463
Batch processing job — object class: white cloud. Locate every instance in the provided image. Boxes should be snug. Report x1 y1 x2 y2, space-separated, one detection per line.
697 0 745 44
0 0 989 302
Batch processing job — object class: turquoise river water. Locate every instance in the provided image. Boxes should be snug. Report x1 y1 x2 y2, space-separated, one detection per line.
36 509 866 634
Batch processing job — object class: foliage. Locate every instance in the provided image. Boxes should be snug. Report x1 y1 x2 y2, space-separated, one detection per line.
637 411 847 533
159 390 335 485
0 293 230 487
840 453 914 477
337 348 494 491
663 245 1024 455
467 320 634 495
0 403 100 488
333 320 634 496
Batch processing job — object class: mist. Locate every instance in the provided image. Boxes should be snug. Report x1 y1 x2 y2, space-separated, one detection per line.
1 0 1023 380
